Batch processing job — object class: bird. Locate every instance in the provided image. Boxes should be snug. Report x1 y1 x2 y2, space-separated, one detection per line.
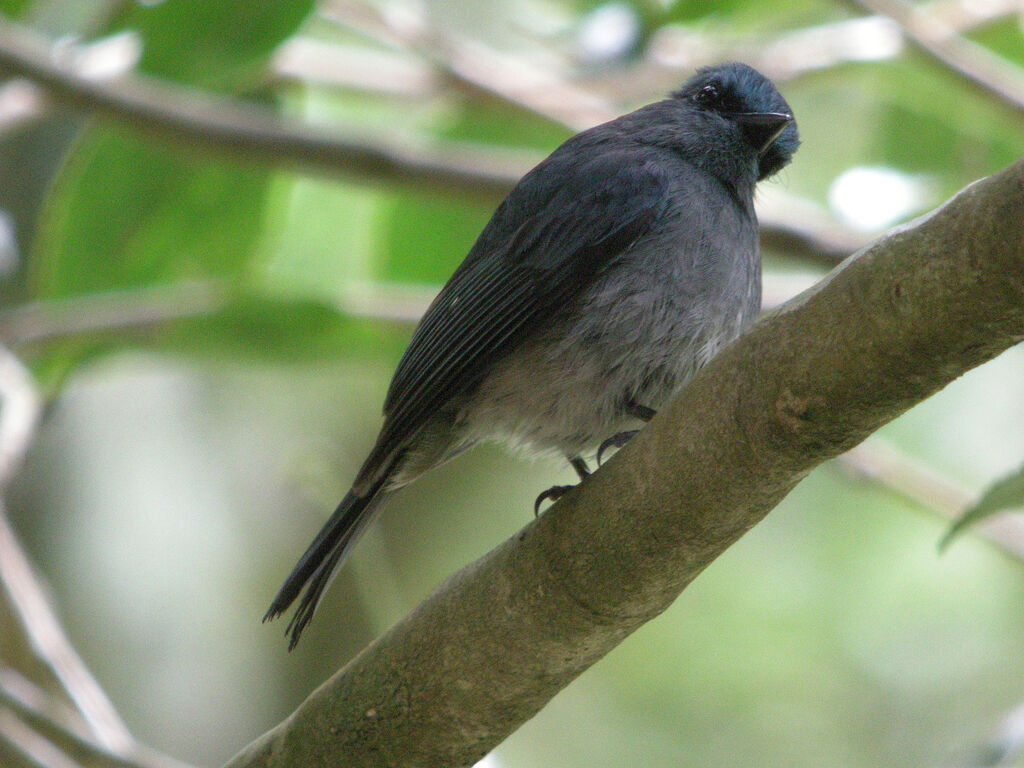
265 62 799 649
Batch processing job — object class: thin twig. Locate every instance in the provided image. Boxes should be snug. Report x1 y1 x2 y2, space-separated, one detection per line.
314 0 1020 108
839 438 1024 561
0 268 839 351
844 0 1024 119
0 504 133 752
0 279 437 348
0 281 231 348
643 0 1020 92
320 0 614 131
0 715 68 768
0 673 195 768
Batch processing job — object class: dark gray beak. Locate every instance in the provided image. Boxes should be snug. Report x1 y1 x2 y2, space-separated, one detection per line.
732 111 793 156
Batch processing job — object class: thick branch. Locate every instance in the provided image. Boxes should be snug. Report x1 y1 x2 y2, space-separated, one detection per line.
224 161 1024 766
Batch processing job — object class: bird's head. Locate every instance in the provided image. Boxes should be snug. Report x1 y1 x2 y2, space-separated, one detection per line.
672 62 799 181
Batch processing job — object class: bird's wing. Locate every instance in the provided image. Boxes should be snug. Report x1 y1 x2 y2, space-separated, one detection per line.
371 146 673 470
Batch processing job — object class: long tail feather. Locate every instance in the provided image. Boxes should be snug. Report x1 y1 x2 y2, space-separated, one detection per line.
264 479 388 649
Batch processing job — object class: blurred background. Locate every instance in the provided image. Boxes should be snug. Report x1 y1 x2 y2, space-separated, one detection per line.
1 0 1024 766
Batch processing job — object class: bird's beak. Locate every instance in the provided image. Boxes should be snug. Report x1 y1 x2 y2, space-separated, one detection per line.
732 112 793 156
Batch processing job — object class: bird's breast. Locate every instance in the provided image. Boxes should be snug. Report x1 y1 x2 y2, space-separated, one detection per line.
460 189 760 459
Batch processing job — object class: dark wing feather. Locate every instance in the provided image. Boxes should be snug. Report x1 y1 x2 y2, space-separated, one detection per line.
369 147 672 476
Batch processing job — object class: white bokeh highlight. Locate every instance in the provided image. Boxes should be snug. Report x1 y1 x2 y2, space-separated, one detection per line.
828 166 933 233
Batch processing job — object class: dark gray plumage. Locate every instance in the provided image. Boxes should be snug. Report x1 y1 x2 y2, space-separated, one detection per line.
265 62 799 648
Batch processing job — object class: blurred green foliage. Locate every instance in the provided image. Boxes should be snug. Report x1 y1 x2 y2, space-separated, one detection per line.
2 0 1024 767
0 0 29 17
106 0 316 90
31 129 271 297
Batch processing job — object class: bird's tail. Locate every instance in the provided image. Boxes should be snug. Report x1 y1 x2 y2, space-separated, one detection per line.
263 474 389 650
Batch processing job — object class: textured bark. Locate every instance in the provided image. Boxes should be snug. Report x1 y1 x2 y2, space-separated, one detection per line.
225 160 1024 768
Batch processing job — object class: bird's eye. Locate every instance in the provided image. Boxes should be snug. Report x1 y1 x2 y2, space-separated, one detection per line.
694 84 720 108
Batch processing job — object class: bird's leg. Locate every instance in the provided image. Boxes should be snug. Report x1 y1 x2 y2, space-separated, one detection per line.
534 455 590 516
597 401 656 466
569 456 591 480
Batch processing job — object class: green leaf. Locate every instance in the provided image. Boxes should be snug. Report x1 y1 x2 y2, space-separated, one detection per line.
0 1 31 18
29 127 270 299
663 0 837 31
968 17 1024 69
105 0 316 90
941 464 1024 549
25 340 118 400
376 192 493 285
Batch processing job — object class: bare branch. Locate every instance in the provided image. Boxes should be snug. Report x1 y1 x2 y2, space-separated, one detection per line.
318 0 1020 105
0 716 66 768
224 161 1024 767
844 0 1024 118
0 505 132 752
0 282 231 347
0 20 858 266
320 0 615 132
1 671 134 768
0 279 438 348
0 21 529 204
0 269 831 350
0 671 195 768
840 438 1024 561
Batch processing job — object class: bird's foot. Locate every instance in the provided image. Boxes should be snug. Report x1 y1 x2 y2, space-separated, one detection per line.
596 430 640 466
534 484 576 516
595 401 656 466
533 454 591 516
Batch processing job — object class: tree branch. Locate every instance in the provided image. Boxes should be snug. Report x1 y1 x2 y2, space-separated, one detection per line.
0 671 194 768
0 21 528 204
0 505 134 754
0 20 859 265
223 160 1024 766
840 437 1024 560
844 0 1024 119
320 0 615 132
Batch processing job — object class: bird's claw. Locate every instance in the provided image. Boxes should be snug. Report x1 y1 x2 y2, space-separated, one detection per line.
534 484 576 516
597 430 640 466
